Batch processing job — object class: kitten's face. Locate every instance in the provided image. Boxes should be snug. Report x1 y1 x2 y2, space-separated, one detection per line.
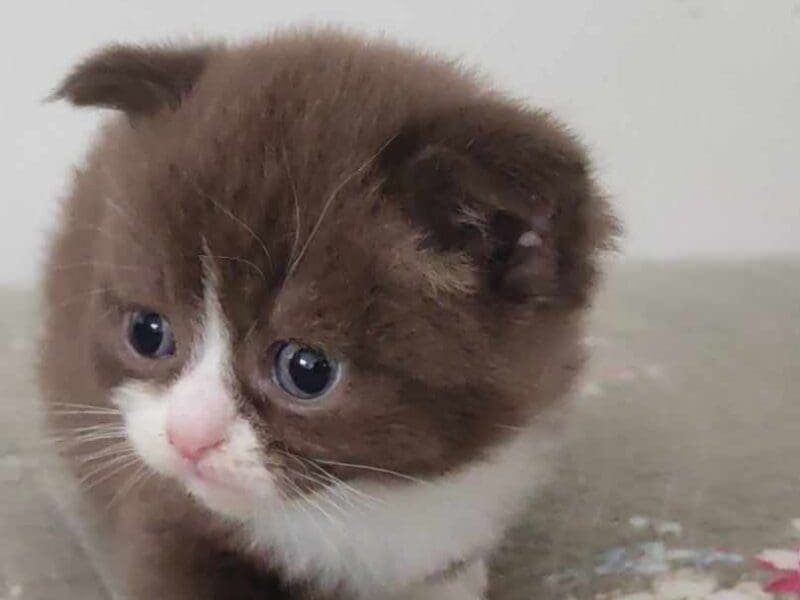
88 144 550 518
45 37 613 522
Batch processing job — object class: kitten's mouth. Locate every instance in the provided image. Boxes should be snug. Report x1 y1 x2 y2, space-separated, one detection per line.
182 459 236 489
174 455 274 517
177 454 252 496
168 443 281 514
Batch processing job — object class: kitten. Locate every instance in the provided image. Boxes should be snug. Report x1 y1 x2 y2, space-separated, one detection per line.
39 30 616 599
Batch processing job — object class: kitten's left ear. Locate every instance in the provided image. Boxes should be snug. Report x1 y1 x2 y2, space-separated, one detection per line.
380 101 618 305
51 43 218 118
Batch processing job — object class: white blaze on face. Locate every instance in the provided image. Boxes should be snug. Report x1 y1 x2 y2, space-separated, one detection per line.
112 274 277 517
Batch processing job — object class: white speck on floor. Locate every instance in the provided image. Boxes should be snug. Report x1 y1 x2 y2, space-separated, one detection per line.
791 519 800 536
610 579 773 600
755 549 799 571
652 570 717 599
0 455 23 483
644 364 668 380
656 522 684 537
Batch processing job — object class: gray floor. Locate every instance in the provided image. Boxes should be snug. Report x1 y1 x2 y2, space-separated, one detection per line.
2 260 799 599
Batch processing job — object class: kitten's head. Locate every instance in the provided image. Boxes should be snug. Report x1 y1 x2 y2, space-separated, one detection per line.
44 33 616 520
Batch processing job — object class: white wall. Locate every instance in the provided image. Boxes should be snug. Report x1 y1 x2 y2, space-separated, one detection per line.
1 0 798 287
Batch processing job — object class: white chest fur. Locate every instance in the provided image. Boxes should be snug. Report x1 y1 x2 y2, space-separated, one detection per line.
249 427 555 598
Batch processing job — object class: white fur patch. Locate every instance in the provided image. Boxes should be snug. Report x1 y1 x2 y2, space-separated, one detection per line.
113 272 276 517
249 424 556 597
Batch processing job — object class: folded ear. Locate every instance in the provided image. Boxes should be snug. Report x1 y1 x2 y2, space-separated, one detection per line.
380 101 618 306
51 44 217 117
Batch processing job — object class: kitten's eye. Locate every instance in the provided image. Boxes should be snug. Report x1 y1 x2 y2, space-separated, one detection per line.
273 342 340 401
127 311 176 359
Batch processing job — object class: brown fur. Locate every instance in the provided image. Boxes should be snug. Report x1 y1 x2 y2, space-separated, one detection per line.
40 29 616 599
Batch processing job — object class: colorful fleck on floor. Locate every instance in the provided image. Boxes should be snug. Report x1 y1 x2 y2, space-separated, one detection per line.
547 518 800 599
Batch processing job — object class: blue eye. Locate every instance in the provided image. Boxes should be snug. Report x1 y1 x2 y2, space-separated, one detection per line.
127 311 175 359
273 342 340 401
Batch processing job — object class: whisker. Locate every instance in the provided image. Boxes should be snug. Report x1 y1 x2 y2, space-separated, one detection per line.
197 253 266 281
184 174 274 273
276 472 325 526
288 470 354 509
49 409 122 417
78 452 138 487
290 470 376 513
76 442 131 465
280 473 345 531
280 142 302 267
50 261 153 273
64 424 126 434
290 453 383 509
67 427 125 437
495 423 526 432
71 434 128 447
287 134 397 277
274 473 343 556
124 467 156 506
81 455 140 491
107 462 148 510
311 458 430 486
45 435 99 446
50 402 121 413
273 449 382 515
49 431 127 448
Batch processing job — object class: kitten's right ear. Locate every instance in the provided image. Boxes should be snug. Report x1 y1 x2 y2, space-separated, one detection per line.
51 44 217 117
379 101 618 306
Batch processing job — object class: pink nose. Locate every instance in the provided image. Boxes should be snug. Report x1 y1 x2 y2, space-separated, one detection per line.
166 388 234 462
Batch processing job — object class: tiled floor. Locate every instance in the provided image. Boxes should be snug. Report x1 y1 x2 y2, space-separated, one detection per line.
2 261 799 599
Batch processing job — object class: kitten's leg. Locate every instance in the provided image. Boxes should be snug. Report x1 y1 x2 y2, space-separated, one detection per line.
397 560 488 600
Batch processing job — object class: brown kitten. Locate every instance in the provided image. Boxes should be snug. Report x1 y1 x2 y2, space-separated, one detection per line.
39 30 616 600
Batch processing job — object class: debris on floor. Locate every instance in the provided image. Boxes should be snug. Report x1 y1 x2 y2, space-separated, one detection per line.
755 548 800 595
655 522 684 537
626 516 685 537
548 520 800 599
606 577 772 600
594 541 743 577
651 569 716 599
755 550 799 572
577 361 670 401
791 520 800 537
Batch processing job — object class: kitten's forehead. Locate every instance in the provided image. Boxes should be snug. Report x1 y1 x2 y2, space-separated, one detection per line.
91 45 468 324
98 150 422 341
